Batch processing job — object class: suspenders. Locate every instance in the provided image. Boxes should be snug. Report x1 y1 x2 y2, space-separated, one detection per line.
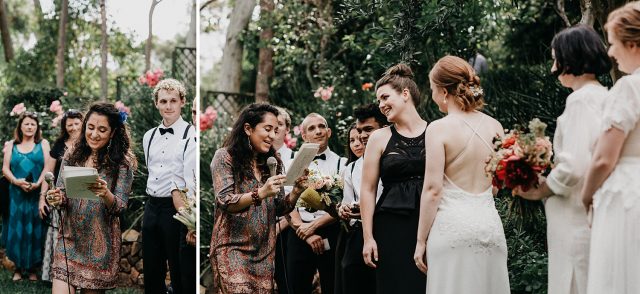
145 124 192 166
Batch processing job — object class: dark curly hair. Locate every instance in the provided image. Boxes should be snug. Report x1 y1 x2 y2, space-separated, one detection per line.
53 110 84 148
551 25 611 77
222 103 283 182
353 103 388 128
66 103 137 176
14 112 43 144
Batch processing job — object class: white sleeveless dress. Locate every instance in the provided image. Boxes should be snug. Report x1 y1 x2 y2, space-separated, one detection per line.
425 118 510 294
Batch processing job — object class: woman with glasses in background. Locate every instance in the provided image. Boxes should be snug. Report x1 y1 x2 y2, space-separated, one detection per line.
39 109 84 282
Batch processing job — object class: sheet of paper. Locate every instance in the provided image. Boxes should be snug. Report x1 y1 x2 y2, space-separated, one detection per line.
284 143 320 185
62 166 100 200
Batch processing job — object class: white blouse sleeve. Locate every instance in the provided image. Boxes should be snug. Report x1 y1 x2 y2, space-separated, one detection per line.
342 162 355 205
546 99 602 196
602 75 640 135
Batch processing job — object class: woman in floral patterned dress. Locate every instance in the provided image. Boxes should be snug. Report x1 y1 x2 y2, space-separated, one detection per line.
46 103 136 293
210 103 307 293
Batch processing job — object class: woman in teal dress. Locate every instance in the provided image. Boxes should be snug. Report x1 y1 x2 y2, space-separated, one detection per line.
2 112 52 281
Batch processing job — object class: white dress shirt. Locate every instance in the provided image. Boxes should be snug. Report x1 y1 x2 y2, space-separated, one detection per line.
278 145 294 172
143 117 195 197
544 83 608 294
173 134 197 199
298 148 346 222
342 157 383 225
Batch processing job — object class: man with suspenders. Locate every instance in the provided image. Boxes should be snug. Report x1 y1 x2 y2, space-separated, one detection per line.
287 113 346 294
142 79 195 294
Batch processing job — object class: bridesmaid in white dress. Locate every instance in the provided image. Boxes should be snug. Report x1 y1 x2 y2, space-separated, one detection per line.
514 25 611 294
581 3 640 293
414 55 510 294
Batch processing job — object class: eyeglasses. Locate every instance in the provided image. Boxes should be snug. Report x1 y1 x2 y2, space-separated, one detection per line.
23 111 38 118
63 109 83 119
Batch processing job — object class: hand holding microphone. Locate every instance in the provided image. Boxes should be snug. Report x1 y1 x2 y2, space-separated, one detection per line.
44 172 64 208
258 157 285 200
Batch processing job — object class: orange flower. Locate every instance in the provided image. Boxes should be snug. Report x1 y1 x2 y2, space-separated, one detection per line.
361 82 373 91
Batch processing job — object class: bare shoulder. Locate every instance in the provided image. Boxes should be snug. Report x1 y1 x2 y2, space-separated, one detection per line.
368 127 392 151
479 112 504 136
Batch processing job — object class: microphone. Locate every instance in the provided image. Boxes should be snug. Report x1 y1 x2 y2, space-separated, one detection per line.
267 157 278 177
44 172 55 191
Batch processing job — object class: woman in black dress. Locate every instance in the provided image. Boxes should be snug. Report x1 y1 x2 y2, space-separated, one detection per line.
360 64 428 293
38 109 83 282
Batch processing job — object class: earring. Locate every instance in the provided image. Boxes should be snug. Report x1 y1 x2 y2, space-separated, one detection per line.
107 139 113 151
248 137 253 150
443 97 448 104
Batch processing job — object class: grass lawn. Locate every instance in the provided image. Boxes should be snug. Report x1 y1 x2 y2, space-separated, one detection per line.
0 267 143 294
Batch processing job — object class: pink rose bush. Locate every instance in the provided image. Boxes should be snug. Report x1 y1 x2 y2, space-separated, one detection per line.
138 69 164 88
199 106 218 131
314 86 334 101
10 103 26 117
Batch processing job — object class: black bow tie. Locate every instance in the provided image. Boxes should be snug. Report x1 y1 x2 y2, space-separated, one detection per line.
314 154 326 161
159 127 174 135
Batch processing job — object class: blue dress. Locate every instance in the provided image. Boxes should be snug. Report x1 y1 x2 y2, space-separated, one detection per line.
5 142 45 269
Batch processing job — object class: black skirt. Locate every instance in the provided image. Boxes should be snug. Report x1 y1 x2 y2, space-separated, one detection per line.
373 209 426 294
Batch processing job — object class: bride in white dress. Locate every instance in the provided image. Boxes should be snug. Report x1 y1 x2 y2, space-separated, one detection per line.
414 55 510 294
581 3 640 293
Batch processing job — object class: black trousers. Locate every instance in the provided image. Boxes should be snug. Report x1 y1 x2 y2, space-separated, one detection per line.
179 225 196 294
286 222 340 294
142 197 182 294
341 222 376 294
275 225 291 294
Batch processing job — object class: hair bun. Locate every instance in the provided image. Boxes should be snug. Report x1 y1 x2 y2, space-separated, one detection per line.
385 63 414 79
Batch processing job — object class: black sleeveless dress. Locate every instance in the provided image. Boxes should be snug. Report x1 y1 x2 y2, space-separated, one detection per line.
373 125 427 294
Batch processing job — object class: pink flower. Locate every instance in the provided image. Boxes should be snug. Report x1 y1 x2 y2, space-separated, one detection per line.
115 101 131 114
205 106 217 123
49 100 63 115
284 133 297 149
10 103 26 116
199 106 218 131
138 69 164 87
314 86 334 101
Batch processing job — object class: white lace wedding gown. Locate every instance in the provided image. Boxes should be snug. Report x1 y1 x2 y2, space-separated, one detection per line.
425 119 510 294
587 68 640 294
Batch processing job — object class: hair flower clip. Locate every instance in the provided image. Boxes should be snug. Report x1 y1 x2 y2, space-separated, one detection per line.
469 85 484 97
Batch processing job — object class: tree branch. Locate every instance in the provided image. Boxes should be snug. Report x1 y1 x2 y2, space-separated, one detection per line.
554 0 572 27
580 0 595 26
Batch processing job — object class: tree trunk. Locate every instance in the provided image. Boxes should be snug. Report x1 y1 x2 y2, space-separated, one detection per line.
215 0 256 92
0 0 13 62
255 0 274 102
56 0 69 88
186 0 196 47
100 0 108 101
145 0 162 72
32 0 44 40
